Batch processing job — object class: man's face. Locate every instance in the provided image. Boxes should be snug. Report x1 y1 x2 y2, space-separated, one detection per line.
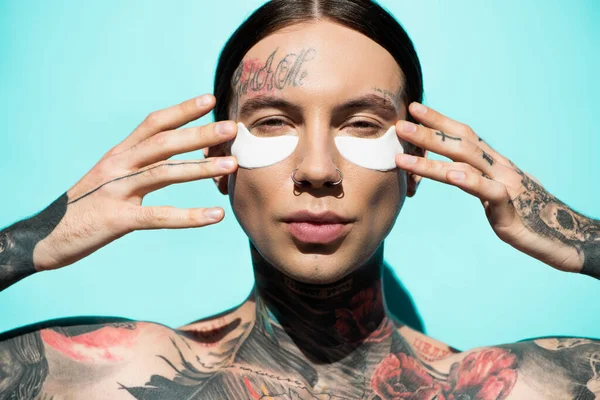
221 20 414 284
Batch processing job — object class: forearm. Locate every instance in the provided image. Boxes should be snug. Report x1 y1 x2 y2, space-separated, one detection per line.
0 192 68 291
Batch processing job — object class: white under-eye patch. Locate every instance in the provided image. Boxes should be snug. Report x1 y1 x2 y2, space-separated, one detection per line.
334 126 403 171
231 122 403 171
231 122 298 168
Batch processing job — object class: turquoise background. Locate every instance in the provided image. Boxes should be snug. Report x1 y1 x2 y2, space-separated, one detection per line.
0 0 598 351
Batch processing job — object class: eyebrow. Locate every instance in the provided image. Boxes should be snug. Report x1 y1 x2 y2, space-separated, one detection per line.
238 93 399 120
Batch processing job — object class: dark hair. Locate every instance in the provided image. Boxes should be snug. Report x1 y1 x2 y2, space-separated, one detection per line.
212 0 423 126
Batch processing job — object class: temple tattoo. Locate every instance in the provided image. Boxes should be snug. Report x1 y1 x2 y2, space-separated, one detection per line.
230 47 317 119
0 192 68 291
372 86 403 110
510 161 600 278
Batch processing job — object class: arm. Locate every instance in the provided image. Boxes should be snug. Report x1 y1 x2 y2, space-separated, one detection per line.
0 317 140 398
371 332 600 399
0 192 68 291
395 101 600 278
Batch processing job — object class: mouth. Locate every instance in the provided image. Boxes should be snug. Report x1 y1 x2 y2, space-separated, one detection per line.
282 210 354 245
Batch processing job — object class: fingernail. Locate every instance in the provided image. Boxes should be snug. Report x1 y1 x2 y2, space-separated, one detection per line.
217 157 236 169
216 121 236 135
400 120 417 133
398 154 417 164
448 170 466 181
412 103 427 115
197 94 213 107
204 208 223 220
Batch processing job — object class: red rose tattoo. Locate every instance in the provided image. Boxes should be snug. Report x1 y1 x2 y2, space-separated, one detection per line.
371 348 518 400
448 348 518 400
334 284 393 344
371 353 449 399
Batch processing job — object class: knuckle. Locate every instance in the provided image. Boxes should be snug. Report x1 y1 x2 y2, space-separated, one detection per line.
95 158 118 178
144 111 162 128
461 124 475 135
103 146 121 159
135 207 169 225
491 183 509 200
453 162 471 172
151 131 170 148
178 101 191 117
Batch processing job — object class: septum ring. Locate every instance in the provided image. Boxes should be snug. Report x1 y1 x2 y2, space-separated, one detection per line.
291 168 343 187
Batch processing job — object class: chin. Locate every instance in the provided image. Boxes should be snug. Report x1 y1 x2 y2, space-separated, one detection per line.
273 250 363 285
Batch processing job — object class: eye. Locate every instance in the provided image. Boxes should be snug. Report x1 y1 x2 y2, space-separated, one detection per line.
345 119 384 137
251 118 291 137
349 120 379 129
257 118 287 127
254 118 285 128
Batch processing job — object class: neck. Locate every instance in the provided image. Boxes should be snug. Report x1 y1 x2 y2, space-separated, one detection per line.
250 242 395 362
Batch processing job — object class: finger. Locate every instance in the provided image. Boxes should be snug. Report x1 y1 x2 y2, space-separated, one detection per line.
107 94 216 157
118 120 237 169
445 168 516 229
126 205 225 231
396 153 515 228
407 102 512 167
396 153 482 185
121 157 237 197
396 120 504 178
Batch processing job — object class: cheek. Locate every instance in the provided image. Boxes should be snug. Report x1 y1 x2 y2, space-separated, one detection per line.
229 168 286 238
362 171 406 233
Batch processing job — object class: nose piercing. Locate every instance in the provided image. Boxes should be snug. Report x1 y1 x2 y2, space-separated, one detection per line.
291 168 343 186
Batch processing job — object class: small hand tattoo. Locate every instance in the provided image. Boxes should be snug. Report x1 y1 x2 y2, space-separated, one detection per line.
435 131 461 142
482 150 494 166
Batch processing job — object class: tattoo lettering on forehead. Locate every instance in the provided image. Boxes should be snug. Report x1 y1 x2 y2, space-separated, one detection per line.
482 150 494 166
435 130 461 142
509 160 600 277
230 47 317 119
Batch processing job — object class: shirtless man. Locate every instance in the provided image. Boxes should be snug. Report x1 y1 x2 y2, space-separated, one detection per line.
1 0 600 398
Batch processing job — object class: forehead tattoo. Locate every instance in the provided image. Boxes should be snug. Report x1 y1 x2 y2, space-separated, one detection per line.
231 47 317 119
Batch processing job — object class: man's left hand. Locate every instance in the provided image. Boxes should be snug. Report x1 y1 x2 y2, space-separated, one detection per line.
394 102 600 275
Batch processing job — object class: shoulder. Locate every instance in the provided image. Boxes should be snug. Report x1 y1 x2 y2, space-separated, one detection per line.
0 316 178 399
387 319 600 399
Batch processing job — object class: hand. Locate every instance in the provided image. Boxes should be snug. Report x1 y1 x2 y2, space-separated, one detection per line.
33 94 238 271
394 102 600 274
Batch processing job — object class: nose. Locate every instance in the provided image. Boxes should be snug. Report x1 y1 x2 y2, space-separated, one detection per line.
291 127 341 189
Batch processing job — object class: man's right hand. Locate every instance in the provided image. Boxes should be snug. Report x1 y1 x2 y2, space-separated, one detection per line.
1 93 238 282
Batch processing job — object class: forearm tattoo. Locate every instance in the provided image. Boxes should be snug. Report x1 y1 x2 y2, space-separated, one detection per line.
0 192 68 291
510 162 600 278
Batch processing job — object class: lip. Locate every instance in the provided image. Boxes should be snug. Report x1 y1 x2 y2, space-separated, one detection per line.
282 210 354 244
